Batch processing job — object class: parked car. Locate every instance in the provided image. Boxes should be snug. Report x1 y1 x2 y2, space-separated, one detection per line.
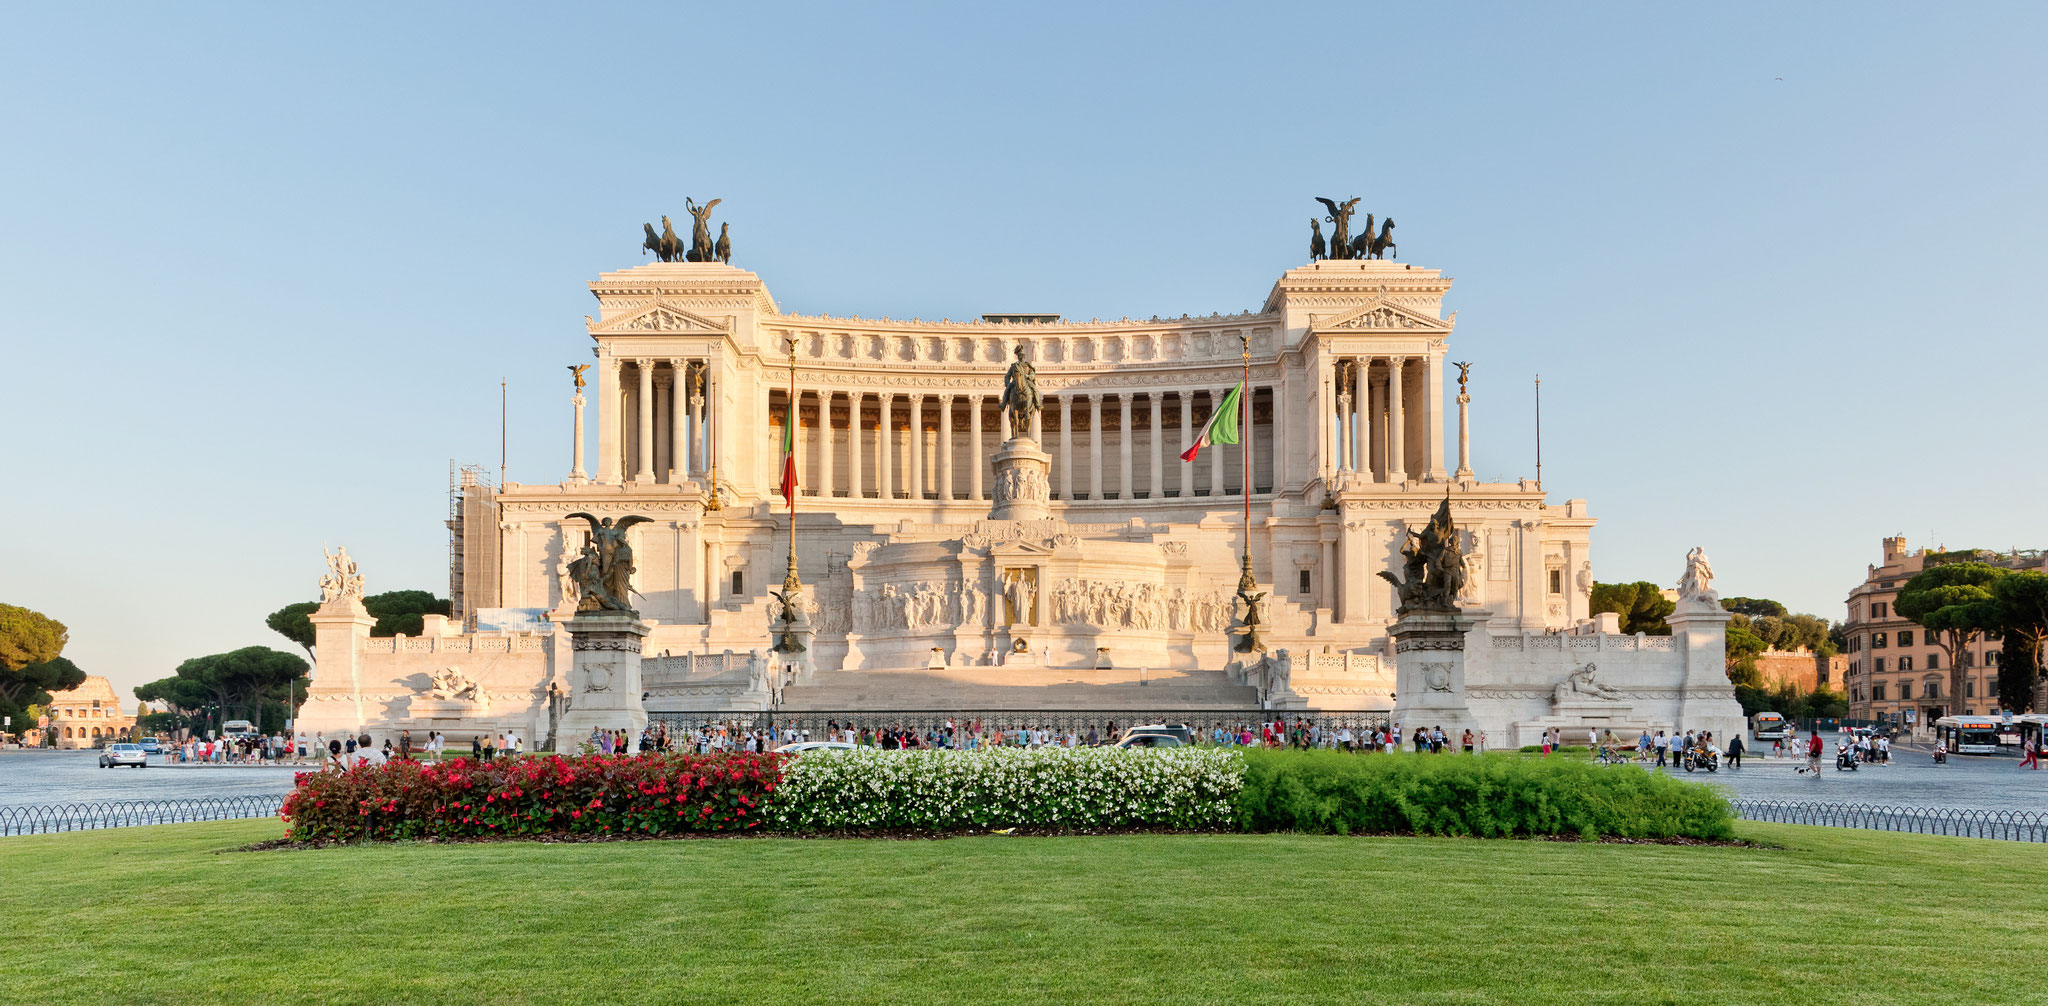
1122 723 1195 745
775 740 856 754
1114 733 1183 749
99 743 148 768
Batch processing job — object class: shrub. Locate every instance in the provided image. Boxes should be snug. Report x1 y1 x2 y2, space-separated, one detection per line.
770 746 1242 832
1233 750 1733 840
281 752 783 842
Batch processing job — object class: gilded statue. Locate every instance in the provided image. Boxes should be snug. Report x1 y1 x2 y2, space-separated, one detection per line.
1453 361 1472 394
567 363 590 393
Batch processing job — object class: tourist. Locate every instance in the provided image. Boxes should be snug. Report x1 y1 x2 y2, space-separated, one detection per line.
483 734 497 760
1726 733 1744 769
1803 729 1823 776
1460 728 1474 754
2019 734 2040 770
356 734 386 768
327 736 343 770
400 729 413 760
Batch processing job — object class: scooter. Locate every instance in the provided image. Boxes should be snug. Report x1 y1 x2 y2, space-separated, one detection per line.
1836 750 1859 771
1933 747 1948 765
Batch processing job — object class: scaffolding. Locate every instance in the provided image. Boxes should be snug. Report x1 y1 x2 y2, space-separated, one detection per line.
447 461 497 624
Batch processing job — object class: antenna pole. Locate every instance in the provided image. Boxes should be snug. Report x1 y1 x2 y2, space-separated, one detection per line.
499 378 507 488
1533 373 1542 488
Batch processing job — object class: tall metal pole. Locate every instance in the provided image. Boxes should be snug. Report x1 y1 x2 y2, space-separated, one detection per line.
785 337 800 592
1240 333 1252 564
1534 374 1542 488
499 378 507 488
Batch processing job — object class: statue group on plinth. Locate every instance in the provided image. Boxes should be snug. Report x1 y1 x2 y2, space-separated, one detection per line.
1309 196 1396 262
565 513 651 614
1378 494 1466 613
640 197 732 264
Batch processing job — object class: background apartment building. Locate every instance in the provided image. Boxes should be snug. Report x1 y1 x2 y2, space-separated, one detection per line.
1844 536 2044 725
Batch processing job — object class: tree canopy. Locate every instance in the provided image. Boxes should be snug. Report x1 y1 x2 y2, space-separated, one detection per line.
364 590 451 637
1588 582 1674 635
0 604 81 731
134 646 309 729
1895 562 2007 712
1991 571 2048 712
1720 597 1788 620
266 601 320 660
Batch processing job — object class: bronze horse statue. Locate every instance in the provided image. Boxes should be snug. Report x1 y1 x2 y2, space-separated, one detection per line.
1367 218 1396 260
1309 218 1326 261
660 215 685 262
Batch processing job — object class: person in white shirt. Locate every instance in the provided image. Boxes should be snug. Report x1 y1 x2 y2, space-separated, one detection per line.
355 734 387 768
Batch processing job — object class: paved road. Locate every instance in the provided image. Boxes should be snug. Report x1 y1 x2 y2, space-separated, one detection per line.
1658 743 2048 812
0 750 301 808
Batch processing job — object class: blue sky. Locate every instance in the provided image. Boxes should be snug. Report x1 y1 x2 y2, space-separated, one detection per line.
3 2 2043 697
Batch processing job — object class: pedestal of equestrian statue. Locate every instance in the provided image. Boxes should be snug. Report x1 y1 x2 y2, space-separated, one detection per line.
558 611 650 752
988 438 1052 522
1388 609 1480 739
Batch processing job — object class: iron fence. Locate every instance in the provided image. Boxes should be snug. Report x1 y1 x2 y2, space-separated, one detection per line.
1729 799 2048 842
647 709 1392 740
0 796 285 837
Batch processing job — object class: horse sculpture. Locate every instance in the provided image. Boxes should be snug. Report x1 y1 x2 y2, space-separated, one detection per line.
1368 218 1396 260
1309 218 1326 261
1347 213 1376 259
715 222 731 264
642 223 664 259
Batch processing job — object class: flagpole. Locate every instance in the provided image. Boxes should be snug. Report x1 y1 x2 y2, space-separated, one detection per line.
784 336 799 593
1240 333 1252 567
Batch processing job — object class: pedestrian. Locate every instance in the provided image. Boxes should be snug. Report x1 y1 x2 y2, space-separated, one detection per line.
1461 728 1474 754
1804 728 1823 777
2021 734 2041 770
1727 733 1744 769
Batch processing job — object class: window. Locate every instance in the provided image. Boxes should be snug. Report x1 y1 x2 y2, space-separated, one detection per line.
1873 633 1887 649
1849 602 1861 620
1299 569 1312 595
1849 635 1862 652
1963 650 1975 668
1549 570 1562 594
1925 681 1940 699
731 570 744 595
1873 657 1885 672
1872 601 1888 618
1966 680 1976 698
1899 656 1913 671
1898 629 1913 647
1927 652 1939 669
1872 682 1886 701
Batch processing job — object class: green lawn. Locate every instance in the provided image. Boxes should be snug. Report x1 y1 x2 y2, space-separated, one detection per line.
2 821 2043 1005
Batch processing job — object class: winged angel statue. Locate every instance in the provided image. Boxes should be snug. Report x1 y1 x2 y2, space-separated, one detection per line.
564 513 652 613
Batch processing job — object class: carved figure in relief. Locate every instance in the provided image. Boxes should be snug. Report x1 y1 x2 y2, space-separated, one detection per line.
1263 648 1293 699
1677 547 1718 605
424 666 486 707
1002 569 1038 626
999 345 1041 437
1553 662 1623 705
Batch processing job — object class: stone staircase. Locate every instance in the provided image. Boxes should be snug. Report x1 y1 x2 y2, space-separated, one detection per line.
781 665 1259 711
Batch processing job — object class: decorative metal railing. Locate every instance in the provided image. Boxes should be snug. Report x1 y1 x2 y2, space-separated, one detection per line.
1729 799 2048 843
647 708 1393 739
0 796 285 837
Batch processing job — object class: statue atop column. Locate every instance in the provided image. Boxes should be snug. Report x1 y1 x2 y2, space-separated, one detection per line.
1377 494 1466 613
1677 546 1719 606
563 513 653 614
999 345 1040 440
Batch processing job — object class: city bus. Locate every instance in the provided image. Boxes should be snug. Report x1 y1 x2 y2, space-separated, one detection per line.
1749 712 1789 742
2014 714 2048 753
1932 715 2003 755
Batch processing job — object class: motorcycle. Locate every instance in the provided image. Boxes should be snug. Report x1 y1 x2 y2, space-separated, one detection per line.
1933 748 1947 765
1836 750 1859 771
1682 750 1720 773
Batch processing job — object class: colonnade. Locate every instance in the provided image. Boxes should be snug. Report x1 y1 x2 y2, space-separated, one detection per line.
1322 354 1443 483
768 387 1276 502
596 357 714 485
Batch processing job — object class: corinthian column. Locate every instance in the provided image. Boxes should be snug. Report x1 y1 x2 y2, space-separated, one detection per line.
667 359 687 481
878 392 895 499
569 388 588 484
1352 356 1369 474
1387 357 1407 483
820 390 836 497
969 394 984 501
848 391 865 499
1178 392 1194 497
1087 393 1104 500
938 394 954 500
688 366 705 477
1209 387 1227 497
596 352 620 484
906 394 924 500
635 359 655 483
1117 394 1133 500
1059 395 1074 501
1456 388 1474 478
1148 392 1162 499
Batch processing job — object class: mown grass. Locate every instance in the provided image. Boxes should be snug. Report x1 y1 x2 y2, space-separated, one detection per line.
0 820 2042 1005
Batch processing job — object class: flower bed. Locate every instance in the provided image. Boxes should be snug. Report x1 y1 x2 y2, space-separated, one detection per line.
281 752 782 842
769 746 1242 832
280 747 1732 843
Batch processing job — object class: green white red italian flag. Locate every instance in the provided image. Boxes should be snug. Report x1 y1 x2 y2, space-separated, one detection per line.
1180 381 1243 462
779 408 798 505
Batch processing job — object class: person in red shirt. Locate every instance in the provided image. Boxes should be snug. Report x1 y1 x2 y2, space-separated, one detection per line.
1805 730 1824 777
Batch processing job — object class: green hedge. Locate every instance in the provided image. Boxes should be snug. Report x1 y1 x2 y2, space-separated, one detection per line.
1235 749 1734 840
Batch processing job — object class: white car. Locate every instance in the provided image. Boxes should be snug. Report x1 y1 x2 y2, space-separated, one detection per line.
1113 733 1184 749
774 740 856 754
99 743 148 768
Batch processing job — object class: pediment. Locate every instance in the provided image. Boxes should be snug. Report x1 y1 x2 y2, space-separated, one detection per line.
1314 298 1452 333
586 298 730 335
